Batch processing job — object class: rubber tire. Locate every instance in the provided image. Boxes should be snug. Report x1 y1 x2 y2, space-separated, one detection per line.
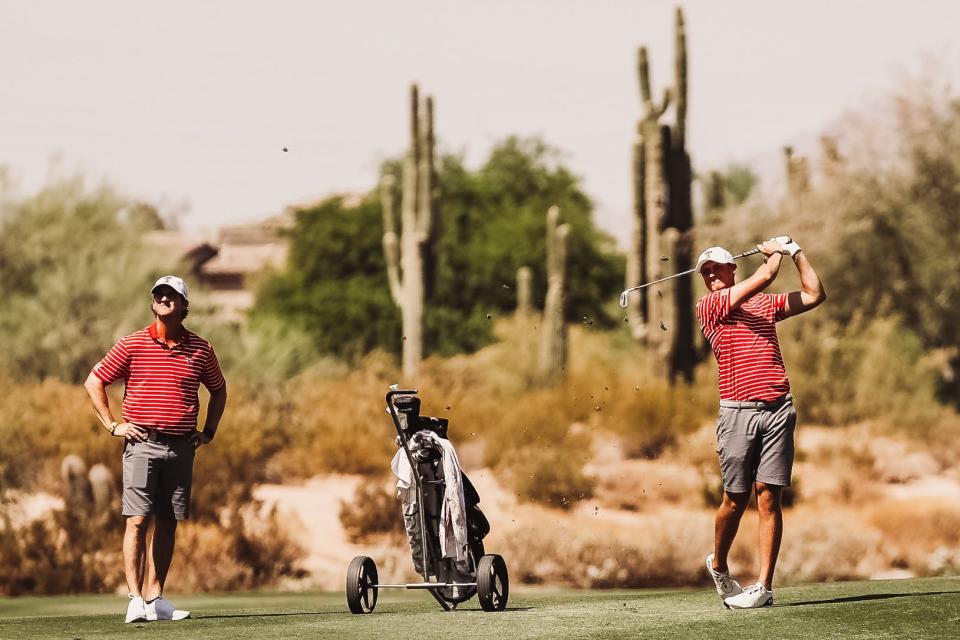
346 556 378 614
477 554 509 612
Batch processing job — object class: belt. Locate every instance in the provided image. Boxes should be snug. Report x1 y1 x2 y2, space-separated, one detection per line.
143 429 191 443
719 394 791 410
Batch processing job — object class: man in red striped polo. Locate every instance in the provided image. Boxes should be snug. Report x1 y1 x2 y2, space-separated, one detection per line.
84 275 227 623
696 237 825 609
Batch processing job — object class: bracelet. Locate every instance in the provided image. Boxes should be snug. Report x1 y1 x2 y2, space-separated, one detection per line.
108 421 118 435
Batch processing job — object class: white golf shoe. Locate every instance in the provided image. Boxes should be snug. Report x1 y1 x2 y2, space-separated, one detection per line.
705 553 742 600
125 594 147 623
724 582 774 609
145 596 191 621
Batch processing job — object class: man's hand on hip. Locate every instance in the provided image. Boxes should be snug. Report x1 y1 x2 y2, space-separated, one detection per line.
114 423 146 442
189 430 213 448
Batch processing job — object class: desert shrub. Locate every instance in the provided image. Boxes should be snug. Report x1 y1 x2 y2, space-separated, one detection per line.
489 509 713 587
338 479 405 542
275 353 400 478
169 504 306 592
867 499 960 576
0 376 121 495
499 445 594 510
601 382 708 459
780 315 943 428
591 459 705 511
778 509 886 582
0 508 122 595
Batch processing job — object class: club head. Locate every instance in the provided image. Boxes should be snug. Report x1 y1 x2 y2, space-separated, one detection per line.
618 291 629 309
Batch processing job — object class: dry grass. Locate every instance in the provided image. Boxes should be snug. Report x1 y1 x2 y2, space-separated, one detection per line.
170 505 306 592
589 458 705 511
866 499 960 576
777 507 887 583
487 506 715 588
338 477 405 542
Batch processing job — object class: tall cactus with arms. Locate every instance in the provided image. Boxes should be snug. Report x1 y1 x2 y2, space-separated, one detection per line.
537 206 570 385
381 84 436 380
626 6 695 383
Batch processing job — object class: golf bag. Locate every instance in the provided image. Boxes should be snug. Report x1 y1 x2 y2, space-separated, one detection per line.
345 388 508 614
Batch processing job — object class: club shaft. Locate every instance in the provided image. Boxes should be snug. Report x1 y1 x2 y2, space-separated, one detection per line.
632 248 759 291
618 247 762 307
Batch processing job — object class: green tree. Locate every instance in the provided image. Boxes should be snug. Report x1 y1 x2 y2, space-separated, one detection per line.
0 178 165 382
254 197 401 360
255 136 624 361
723 164 758 205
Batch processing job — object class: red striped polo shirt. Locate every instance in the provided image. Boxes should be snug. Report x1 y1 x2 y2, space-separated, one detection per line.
92 323 226 434
696 288 790 401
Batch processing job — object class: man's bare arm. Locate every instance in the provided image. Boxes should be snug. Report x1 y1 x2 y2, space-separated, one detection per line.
83 372 146 441
191 383 227 446
84 372 116 428
783 251 826 317
728 240 784 311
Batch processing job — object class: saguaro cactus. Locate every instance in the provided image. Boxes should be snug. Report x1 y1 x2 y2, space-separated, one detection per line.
516 266 533 316
382 84 436 380
626 6 696 384
668 6 695 384
537 206 570 385
626 44 670 341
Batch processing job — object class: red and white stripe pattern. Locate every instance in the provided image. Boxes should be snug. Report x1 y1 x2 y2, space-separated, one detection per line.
696 288 790 401
93 324 225 434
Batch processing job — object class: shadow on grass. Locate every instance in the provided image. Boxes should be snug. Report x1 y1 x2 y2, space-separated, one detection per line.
782 591 960 607
197 606 532 620
197 611 344 620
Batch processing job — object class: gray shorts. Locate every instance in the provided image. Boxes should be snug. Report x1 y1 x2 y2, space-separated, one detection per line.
715 394 797 494
122 438 196 520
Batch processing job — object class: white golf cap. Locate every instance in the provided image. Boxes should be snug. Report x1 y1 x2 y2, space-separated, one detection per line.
151 275 189 302
695 247 735 273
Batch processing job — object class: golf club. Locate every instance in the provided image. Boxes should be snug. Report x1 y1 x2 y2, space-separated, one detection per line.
618 244 775 309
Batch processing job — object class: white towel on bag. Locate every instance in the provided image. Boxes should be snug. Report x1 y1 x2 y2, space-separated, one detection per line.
390 430 470 572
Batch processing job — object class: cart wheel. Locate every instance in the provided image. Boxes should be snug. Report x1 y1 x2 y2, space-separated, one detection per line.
346 556 378 614
477 554 509 612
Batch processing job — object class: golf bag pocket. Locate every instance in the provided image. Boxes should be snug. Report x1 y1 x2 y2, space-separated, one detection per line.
467 505 490 540
402 501 425 574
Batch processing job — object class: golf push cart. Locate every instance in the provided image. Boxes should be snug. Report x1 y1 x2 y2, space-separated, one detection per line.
345 388 509 613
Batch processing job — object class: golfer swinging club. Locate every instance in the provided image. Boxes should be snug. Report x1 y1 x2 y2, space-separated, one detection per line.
696 236 825 609
84 276 227 623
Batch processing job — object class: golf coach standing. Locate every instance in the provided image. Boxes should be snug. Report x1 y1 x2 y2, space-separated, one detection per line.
696 237 825 609
84 276 227 623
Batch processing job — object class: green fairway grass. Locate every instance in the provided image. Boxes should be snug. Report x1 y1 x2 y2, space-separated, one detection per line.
1 577 957 640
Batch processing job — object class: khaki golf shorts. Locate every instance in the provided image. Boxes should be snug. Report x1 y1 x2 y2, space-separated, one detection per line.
715 394 797 494
122 438 196 520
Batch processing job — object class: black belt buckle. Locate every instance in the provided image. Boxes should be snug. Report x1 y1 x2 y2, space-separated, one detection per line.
145 429 187 443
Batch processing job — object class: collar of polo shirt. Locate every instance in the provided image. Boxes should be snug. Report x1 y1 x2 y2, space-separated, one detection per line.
148 323 189 347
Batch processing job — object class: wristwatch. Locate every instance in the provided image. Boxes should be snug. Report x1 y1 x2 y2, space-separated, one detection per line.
109 421 118 435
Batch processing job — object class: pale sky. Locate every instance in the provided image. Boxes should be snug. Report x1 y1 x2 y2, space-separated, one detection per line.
1 1 957 242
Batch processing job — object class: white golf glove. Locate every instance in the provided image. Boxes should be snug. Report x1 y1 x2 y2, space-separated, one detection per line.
773 235 801 257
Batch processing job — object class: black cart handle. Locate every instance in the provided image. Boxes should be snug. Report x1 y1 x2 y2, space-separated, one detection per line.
385 388 421 489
